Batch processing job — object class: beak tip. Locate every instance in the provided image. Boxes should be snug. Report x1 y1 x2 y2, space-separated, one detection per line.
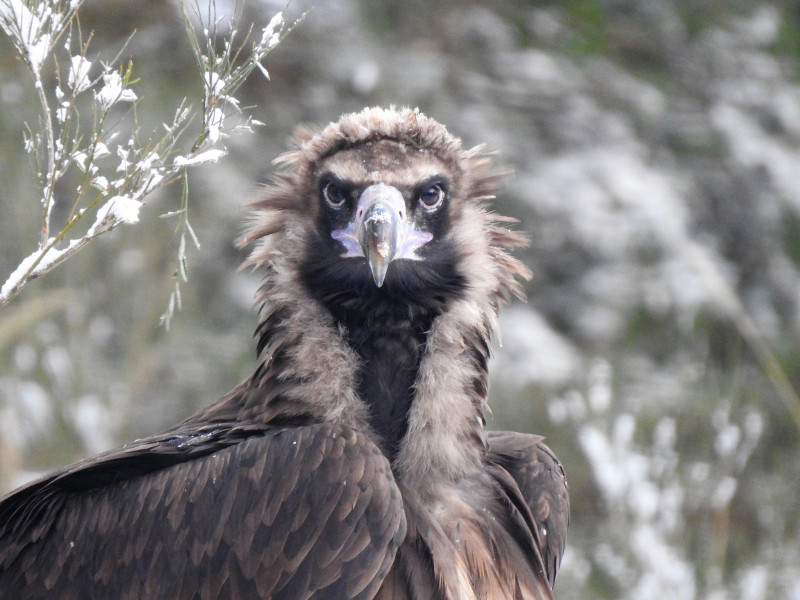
370 263 388 287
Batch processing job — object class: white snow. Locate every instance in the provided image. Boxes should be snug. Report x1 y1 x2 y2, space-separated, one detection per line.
0 238 77 300
91 175 109 191
94 142 110 158
55 100 70 123
96 70 137 109
259 12 284 51
206 107 224 143
0 0 51 71
173 148 226 167
73 150 92 170
204 71 225 102
68 54 92 92
87 195 142 236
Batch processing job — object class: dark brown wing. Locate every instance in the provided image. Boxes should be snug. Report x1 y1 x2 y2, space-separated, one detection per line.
0 422 405 600
487 431 570 587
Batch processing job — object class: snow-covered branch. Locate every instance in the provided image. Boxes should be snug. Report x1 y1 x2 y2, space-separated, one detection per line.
0 0 298 313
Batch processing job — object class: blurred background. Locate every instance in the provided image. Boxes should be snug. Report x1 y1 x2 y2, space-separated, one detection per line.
2 0 800 598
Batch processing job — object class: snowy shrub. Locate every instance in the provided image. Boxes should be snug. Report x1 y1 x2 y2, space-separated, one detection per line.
0 0 298 326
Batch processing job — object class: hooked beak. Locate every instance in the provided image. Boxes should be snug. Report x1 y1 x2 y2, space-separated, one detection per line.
331 183 433 287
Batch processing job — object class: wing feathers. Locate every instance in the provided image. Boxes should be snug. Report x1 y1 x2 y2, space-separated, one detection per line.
0 423 405 600
488 431 570 588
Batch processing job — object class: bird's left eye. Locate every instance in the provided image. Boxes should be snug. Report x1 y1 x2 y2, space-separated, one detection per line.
323 181 348 208
419 184 445 210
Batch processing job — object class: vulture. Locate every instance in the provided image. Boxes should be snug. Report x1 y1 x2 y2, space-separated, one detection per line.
0 107 569 599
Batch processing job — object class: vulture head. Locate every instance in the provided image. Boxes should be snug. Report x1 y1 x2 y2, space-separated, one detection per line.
244 106 529 308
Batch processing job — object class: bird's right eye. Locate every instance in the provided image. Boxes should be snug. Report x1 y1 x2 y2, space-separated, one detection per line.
322 181 348 208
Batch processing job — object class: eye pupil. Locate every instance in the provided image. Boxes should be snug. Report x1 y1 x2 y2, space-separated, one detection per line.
323 181 347 207
420 184 444 209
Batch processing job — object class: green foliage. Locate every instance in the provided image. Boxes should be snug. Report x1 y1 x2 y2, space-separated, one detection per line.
560 0 609 56
771 3 800 60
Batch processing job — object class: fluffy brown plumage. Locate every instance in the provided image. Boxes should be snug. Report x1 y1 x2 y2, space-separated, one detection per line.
0 107 568 599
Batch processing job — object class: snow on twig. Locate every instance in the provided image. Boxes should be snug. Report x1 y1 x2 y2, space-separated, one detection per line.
0 0 299 311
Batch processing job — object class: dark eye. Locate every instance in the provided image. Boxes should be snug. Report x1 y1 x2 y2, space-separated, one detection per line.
322 180 348 208
419 183 445 210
